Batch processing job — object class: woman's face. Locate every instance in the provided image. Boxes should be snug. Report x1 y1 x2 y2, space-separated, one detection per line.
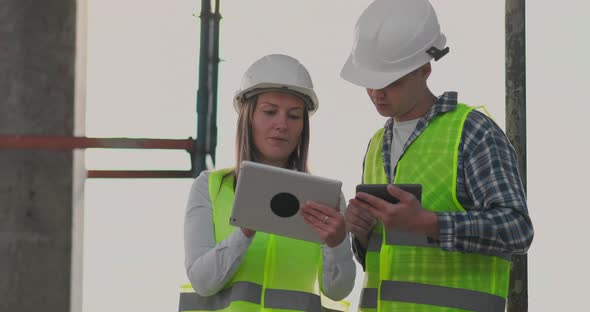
252 91 305 167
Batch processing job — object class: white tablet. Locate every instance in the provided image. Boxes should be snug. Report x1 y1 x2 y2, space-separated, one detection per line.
230 161 342 243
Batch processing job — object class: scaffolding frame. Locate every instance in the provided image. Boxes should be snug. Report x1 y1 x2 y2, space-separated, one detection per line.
0 0 220 180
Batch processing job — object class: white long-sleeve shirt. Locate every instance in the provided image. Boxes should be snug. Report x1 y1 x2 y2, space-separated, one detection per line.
184 170 356 300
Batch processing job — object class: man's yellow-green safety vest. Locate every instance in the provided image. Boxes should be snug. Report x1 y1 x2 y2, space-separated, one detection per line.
360 104 511 312
179 168 349 312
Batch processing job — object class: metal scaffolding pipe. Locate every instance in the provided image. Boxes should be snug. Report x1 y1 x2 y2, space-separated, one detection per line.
0 135 195 151
0 135 195 178
87 170 193 178
193 0 221 177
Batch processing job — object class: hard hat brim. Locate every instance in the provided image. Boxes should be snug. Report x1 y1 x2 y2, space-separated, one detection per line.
340 33 447 90
233 83 319 116
340 54 408 90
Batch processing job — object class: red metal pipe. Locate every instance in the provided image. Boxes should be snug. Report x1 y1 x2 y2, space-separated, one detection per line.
0 135 194 151
87 170 193 178
1 135 197 178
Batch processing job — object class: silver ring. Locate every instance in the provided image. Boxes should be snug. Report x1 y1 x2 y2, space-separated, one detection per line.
322 216 329 224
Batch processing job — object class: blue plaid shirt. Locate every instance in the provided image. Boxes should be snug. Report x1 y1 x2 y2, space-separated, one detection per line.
354 92 534 265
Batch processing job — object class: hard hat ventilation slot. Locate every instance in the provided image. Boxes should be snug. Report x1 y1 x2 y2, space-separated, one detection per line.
426 46 449 61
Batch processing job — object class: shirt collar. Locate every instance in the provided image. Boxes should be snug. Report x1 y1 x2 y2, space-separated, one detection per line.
383 91 459 129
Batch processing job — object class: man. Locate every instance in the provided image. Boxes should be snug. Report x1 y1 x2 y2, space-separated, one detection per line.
340 0 534 311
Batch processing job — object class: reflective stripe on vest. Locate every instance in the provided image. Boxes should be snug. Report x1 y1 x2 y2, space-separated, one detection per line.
179 282 327 312
380 281 506 312
265 288 321 311
180 285 348 312
359 288 378 309
179 281 260 311
361 104 511 311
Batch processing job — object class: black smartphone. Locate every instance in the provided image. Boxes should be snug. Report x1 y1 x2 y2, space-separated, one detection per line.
355 184 422 204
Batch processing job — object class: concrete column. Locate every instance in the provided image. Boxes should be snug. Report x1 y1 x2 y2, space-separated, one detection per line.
506 0 528 311
0 0 86 311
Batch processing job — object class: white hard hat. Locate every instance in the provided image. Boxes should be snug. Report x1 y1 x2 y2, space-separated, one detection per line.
340 0 449 89
233 54 319 115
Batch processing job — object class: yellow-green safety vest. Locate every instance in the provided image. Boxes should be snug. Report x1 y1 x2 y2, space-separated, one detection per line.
360 104 511 312
179 168 349 312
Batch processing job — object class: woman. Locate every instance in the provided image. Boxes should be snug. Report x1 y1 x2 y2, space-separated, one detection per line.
180 54 355 312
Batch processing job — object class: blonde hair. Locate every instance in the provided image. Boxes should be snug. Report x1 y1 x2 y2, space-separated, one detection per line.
232 95 310 180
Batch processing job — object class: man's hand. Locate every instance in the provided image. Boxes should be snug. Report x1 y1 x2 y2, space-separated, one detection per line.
300 201 347 247
349 184 439 239
240 228 256 238
345 201 377 249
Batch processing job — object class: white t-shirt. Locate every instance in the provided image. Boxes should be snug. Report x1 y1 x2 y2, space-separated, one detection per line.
390 118 420 179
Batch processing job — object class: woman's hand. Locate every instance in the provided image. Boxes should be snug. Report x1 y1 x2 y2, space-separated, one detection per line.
300 201 346 247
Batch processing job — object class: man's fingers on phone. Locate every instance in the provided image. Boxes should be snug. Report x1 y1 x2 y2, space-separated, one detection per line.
350 197 383 220
349 209 374 228
386 184 414 202
351 219 373 232
356 208 376 225
355 192 382 207
355 192 392 213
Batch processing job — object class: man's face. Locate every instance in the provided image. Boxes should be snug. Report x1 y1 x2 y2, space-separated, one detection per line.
365 67 427 121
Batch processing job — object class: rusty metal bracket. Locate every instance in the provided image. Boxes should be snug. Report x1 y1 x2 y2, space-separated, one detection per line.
0 135 196 178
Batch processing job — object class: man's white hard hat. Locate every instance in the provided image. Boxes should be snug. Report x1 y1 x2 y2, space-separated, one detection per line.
340 0 449 89
234 54 319 115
